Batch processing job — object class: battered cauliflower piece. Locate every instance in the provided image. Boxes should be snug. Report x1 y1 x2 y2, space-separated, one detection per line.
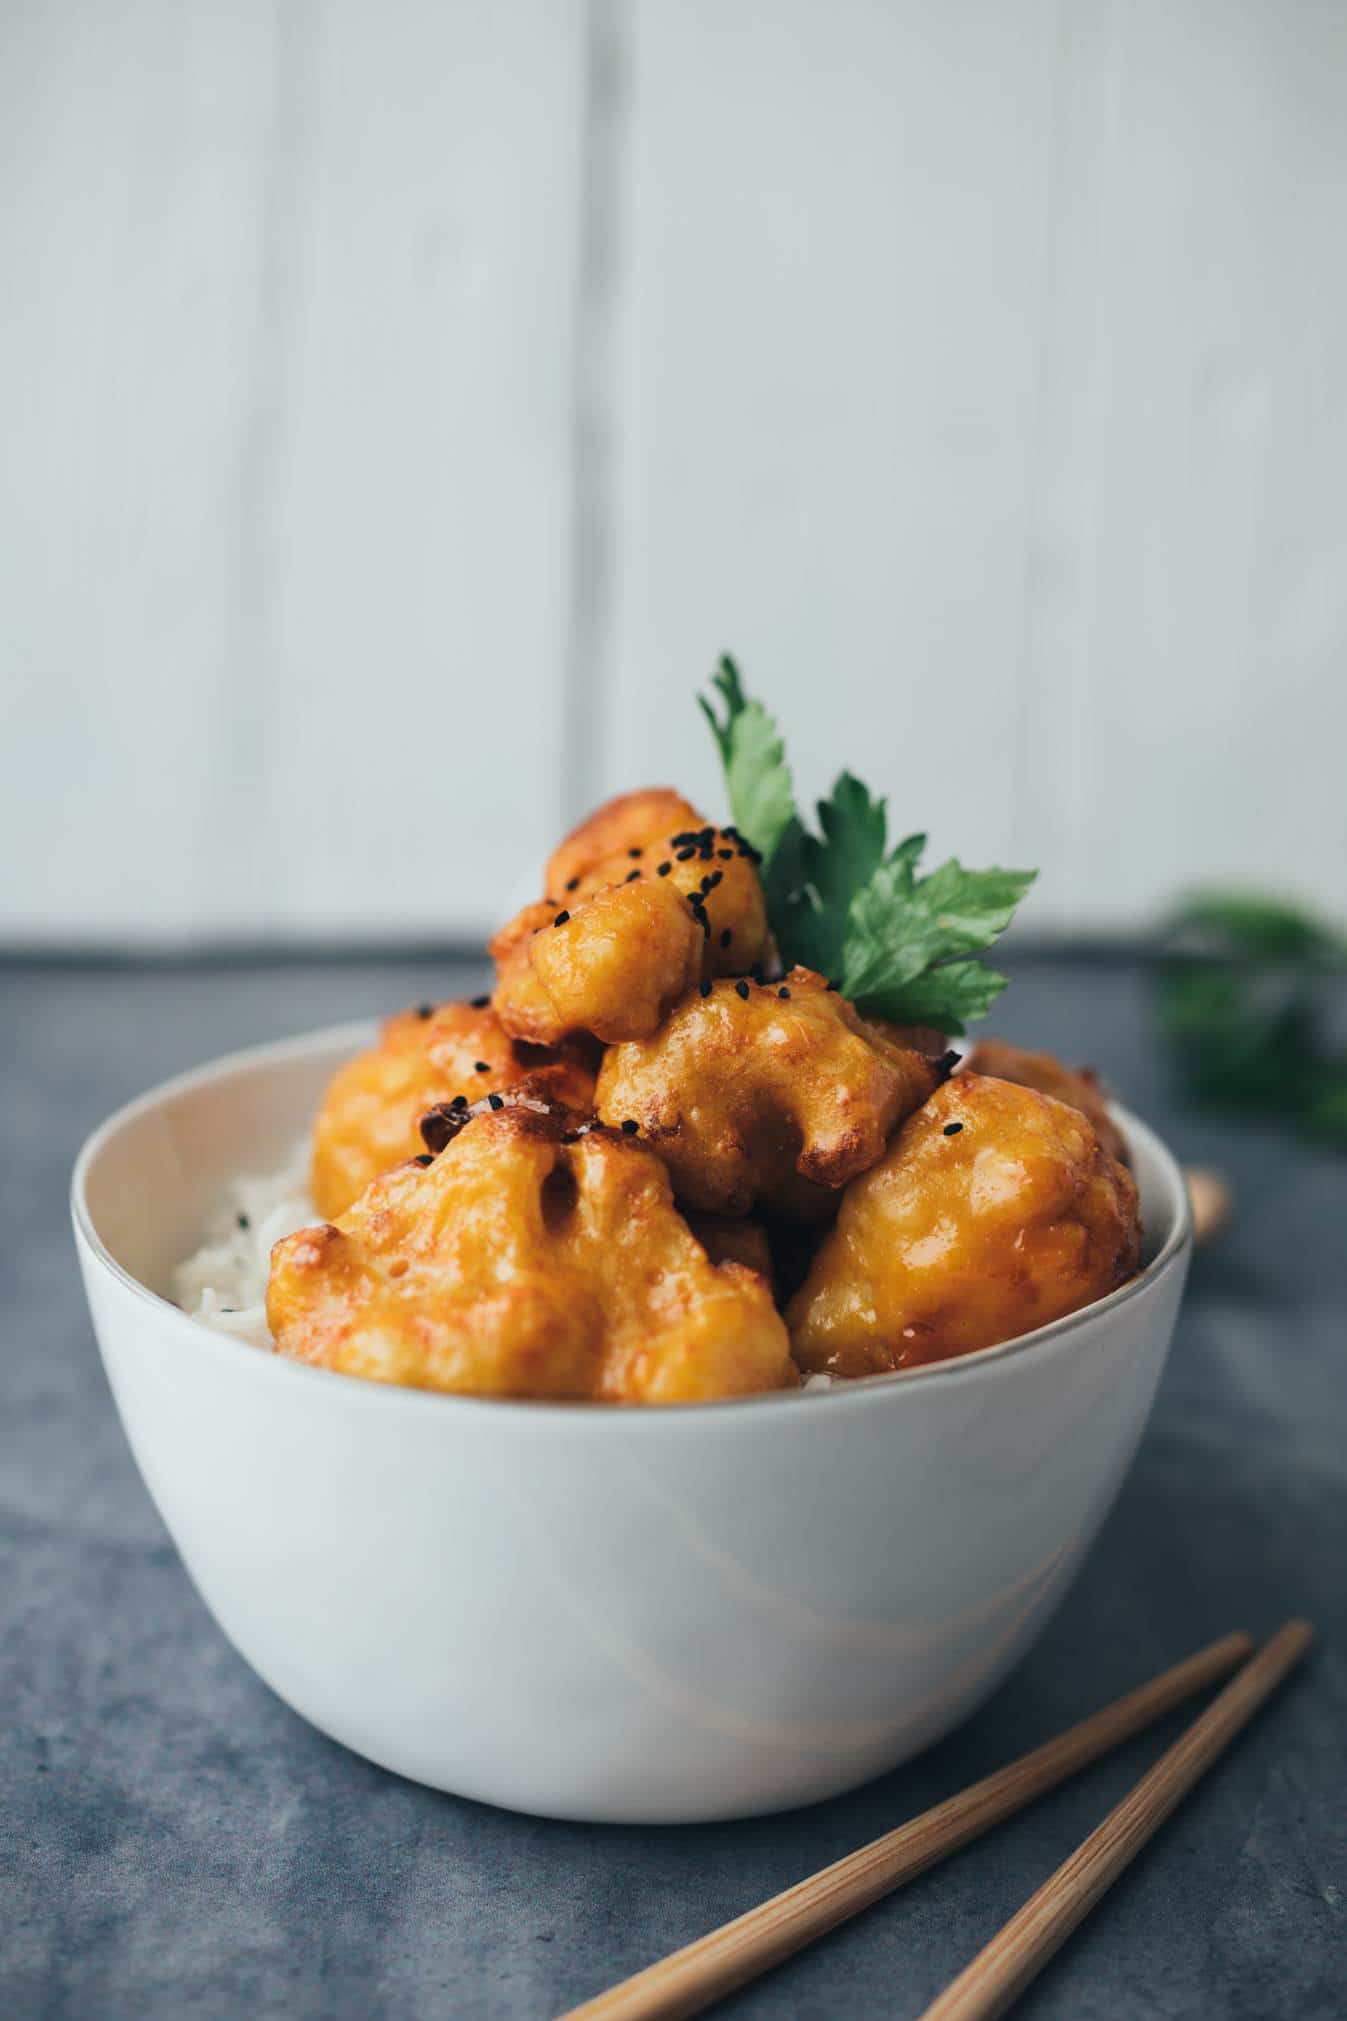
788 1073 1141 1377
268 1107 797 1405
493 796 771 1047
310 999 595 1220
491 884 704 1046
597 967 945 1219
547 788 703 901
964 1037 1129 1166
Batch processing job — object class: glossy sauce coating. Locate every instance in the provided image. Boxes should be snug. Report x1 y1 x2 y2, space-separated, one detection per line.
788 1073 1141 1375
493 793 770 1048
491 883 704 1046
272 1108 797 1404
546 788 702 900
310 999 594 1220
597 966 941 1219
964 1037 1129 1166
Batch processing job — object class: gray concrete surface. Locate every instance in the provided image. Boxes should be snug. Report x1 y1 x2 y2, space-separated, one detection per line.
3 954 1343 2018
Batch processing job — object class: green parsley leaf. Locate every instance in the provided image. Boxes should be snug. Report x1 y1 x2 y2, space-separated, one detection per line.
699 661 1036 1032
776 772 889 977
837 855 1035 1033
1155 892 1347 1145
847 956 1013 1032
697 657 797 867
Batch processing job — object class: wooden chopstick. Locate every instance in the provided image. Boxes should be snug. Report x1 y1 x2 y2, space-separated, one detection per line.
916 1618 1315 2021
1184 1165 1233 1248
558 1629 1254 2021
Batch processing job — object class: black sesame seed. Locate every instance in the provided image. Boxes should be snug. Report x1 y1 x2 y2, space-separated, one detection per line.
720 929 732 948
565 876 580 892
621 1119 639 1135
707 870 723 889
825 979 839 993
488 1093 505 1111
699 979 712 997
723 825 741 841
718 847 733 860
470 994 489 1009
657 861 672 877
450 1093 469 1109
412 1153 435 1167
415 1003 434 1019
474 1061 490 1073
675 846 696 862
553 910 570 926
628 846 643 858
735 980 750 1001
943 1121 964 1136
936 1049 962 1081
778 987 791 1000
236 1212 250 1230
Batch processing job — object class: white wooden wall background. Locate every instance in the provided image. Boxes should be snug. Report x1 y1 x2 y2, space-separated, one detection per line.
3 0 1345 948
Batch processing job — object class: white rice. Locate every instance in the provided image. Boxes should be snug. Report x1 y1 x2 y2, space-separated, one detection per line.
170 1140 314 1351
172 1141 840 1390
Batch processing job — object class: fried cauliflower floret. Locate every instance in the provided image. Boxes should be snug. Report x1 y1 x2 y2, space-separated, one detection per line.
491 884 704 1046
269 1107 797 1405
310 999 596 1220
493 799 771 1047
788 1073 1141 1377
548 788 703 900
597 967 944 1220
964 1037 1129 1166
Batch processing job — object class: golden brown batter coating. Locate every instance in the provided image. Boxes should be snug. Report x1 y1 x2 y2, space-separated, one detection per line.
964 1037 1129 1166
547 788 703 901
310 1000 595 1220
270 1108 797 1404
491 883 705 1046
788 1073 1141 1377
596 967 943 1219
493 800 771 1047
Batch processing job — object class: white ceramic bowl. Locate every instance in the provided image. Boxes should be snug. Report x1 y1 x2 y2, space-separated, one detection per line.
73 1021 1192 1824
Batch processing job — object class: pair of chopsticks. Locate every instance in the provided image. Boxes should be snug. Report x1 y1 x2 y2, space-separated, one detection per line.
560 1619 1313 2021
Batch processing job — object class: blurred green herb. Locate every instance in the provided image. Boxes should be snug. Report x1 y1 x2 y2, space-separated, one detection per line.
700 657 1035 1034
1155 893 1347 1145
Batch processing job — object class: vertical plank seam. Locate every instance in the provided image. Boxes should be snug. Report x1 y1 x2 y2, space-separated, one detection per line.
200 0 315 938
1007 0 1075 880
559 0 631 828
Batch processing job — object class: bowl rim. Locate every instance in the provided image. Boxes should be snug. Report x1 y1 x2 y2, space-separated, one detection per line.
71 1016 1194 1428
